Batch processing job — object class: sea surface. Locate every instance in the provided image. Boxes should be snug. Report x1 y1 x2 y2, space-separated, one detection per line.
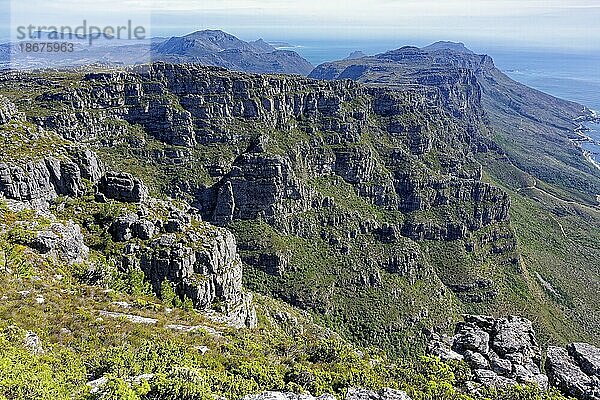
491 49 600 167
285 41 600 166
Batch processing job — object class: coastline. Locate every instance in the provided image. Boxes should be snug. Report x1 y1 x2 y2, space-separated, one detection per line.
584 149 600 171
573 111 600 171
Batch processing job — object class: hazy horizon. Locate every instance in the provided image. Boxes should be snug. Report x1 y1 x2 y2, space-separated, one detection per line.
2 0 600 52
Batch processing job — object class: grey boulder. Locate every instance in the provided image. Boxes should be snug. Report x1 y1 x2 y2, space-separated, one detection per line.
546 345 600 400
98 171 149 203
346 388 411 400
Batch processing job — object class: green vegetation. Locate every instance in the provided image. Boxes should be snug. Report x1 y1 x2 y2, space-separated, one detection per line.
0 198 572 400
0 65 597 400
480 153 600 346
0 275 570 400
0 121 70 164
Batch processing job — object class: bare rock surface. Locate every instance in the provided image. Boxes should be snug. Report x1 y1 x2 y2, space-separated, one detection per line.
243 388 412 400
428 315 547 390
98 171 149 203
547 344 600 400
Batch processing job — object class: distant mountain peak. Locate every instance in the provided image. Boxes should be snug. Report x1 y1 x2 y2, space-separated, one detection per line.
152 30 312 75
184 29 231 38
345 51 367 60
249 38 276 53
421 41 474 54
159 30 276 54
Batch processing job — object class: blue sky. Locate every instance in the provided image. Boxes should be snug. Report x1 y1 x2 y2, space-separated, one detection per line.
2 0 600 51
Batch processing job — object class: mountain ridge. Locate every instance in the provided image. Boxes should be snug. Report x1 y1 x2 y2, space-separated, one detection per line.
150 30 314 75
1 29 315 75
309 43 600 203
1 39 600 400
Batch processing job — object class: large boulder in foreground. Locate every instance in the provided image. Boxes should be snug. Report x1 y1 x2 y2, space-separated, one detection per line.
546 343 600 400
429 315 600 399
428 315 547 390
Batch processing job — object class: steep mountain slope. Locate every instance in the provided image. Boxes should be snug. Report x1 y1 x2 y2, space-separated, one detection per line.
309 43 600 204
0 91 582 400
309 43 600 343
1 61 595 359
151 30 314 75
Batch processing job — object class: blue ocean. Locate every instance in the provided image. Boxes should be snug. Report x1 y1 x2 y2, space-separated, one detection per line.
287 41 600 166
491 49 600 166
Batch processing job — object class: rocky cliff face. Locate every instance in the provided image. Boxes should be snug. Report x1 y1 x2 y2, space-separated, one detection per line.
310 47 486 123
0 157 86 204
113 201 257 328
30 64 507 236
0 63 526 353
0 100 256 328
0 118 104 207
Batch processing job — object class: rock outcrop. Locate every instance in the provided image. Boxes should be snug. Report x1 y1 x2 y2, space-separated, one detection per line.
428 315 548 390
203 152 307 226
110 201 257 328
0 151 105 205
0 110 104 206
345 388 411 400
243 392 335 400
546 343 600 400
429 315 600 398
0 95 20 124
29 220 89 265
0 202 89 266
98 171 149 203
23 331 44 355
0 158 83 203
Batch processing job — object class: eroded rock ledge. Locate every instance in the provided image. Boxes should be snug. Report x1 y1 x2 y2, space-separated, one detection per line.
429 315 600 399
547 343 600 400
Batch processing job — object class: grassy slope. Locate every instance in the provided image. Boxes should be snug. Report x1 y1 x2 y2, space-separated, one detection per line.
0 202 572 400
479 153 600 347
0 66 597 362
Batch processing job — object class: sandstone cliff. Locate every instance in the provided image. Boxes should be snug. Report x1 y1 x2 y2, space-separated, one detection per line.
0 63 523 352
